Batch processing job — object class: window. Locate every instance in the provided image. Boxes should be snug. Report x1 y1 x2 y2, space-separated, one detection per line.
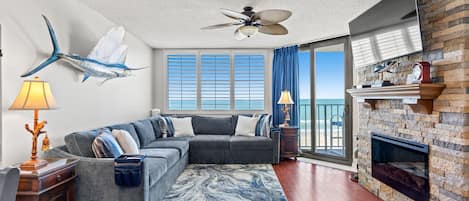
167 54 197 110
200 54 231 110
165 51 266 112
234 54 265 110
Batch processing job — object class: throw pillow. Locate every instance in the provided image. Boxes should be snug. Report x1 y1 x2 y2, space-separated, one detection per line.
235 115 259 137
112 129 139 154
255 114 272 137
171 117 195 137
92 130 124 158
158 116 175 138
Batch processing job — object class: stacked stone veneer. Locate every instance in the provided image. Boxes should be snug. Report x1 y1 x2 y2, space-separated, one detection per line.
354 0 469 200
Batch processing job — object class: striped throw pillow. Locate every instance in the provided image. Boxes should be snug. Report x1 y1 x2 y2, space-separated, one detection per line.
158 116 175 138
92 130 124 158
255 114 272 137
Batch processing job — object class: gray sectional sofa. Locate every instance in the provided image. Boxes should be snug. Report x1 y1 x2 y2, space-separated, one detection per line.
45 115 280 201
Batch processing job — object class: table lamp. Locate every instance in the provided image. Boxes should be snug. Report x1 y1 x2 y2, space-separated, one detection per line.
9 77 57 170
277 90 294 127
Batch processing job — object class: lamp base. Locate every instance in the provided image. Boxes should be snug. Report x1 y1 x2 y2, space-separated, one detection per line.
20 159 48 171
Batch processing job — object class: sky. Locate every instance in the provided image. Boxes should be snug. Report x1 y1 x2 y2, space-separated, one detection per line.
299 51 345 100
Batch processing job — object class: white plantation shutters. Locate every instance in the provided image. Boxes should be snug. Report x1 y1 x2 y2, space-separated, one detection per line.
234 54 265 110
167 54 197 110
200 54 231 110
166 51 266 112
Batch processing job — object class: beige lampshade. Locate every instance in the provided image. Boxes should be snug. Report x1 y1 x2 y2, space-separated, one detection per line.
277 90 294 105
9 77 57 110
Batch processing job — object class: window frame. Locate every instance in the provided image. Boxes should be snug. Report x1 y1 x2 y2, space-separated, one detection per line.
163 49 270 114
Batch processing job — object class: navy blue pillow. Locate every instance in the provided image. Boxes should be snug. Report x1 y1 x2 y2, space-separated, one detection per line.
91 130 123 158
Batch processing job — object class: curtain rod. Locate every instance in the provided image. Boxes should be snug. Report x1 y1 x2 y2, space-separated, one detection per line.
277 34 350 49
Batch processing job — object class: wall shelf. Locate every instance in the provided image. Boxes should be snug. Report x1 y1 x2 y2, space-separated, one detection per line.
346 84 445 114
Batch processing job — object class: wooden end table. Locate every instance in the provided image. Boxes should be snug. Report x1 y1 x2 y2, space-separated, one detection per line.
280 126 300 160
16 158 78 201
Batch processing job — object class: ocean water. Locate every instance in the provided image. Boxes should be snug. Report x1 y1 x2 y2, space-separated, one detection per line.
168 99 344 124
299 99 345 130
168 100 265 111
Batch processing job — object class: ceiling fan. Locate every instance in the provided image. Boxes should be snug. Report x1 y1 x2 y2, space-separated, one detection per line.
201 6 292 40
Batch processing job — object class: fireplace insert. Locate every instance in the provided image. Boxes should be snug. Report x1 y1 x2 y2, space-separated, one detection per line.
372 133 429 201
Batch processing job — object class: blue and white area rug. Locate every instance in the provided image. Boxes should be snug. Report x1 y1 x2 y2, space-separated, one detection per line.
163 164 287 201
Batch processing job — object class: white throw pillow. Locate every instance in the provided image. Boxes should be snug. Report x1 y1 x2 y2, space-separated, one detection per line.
171 117 195 137
235 116 259 137
112 129 139 154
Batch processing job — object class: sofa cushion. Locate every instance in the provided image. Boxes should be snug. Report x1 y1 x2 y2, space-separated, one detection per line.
143 140 189 156
148 116 163 138
139 148 180 168
144 157 168 187
64 128 110 157
192 116 234 135
108 123 140 147
132 120 156 146
189 135 230 149
230 136 273 150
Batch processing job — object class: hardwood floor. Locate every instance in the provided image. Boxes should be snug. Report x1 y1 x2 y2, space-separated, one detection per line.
273 160 380 201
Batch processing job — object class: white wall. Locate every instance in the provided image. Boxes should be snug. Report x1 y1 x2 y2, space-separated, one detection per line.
152 48 274 115
0 0 153 166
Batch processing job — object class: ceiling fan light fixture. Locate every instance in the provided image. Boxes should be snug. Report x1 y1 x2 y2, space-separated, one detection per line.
239 25 258 37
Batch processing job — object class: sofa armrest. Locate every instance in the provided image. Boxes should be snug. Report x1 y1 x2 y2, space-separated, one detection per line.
270 129 280 164
45 146 146 201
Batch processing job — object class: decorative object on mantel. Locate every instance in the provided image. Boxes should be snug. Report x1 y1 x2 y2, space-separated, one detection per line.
372 60 399 87
277 90 294 127
407 61 431 84
347 84 445 114
21 15 144 84
9 77 57 170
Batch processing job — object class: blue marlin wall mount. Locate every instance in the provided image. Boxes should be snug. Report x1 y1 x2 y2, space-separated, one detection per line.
22 15 144 84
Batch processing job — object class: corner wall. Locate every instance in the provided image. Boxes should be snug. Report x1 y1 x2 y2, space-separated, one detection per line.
0 0 153 166
354 0 469 200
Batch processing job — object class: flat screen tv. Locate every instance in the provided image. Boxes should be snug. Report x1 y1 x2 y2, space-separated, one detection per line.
349 0 423 68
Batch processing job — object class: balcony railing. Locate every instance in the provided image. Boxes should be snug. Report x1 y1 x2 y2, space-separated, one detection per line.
299 103 345 157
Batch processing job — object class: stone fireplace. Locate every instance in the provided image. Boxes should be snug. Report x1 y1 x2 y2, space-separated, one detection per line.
353 0 469 200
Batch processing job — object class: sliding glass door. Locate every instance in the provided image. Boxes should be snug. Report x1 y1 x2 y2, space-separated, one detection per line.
299 36 353 165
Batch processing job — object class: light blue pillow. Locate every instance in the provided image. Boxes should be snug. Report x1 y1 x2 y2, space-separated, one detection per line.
92 130 123 158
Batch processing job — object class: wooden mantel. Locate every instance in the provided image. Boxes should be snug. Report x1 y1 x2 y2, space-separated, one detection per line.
346 84 445 114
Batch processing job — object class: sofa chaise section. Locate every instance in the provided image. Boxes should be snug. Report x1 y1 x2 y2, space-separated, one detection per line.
46 120 189 201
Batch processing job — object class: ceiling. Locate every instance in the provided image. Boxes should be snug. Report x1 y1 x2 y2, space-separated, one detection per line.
78 0 380 48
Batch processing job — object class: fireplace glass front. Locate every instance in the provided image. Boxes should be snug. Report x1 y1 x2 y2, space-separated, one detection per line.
372 133 429 201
